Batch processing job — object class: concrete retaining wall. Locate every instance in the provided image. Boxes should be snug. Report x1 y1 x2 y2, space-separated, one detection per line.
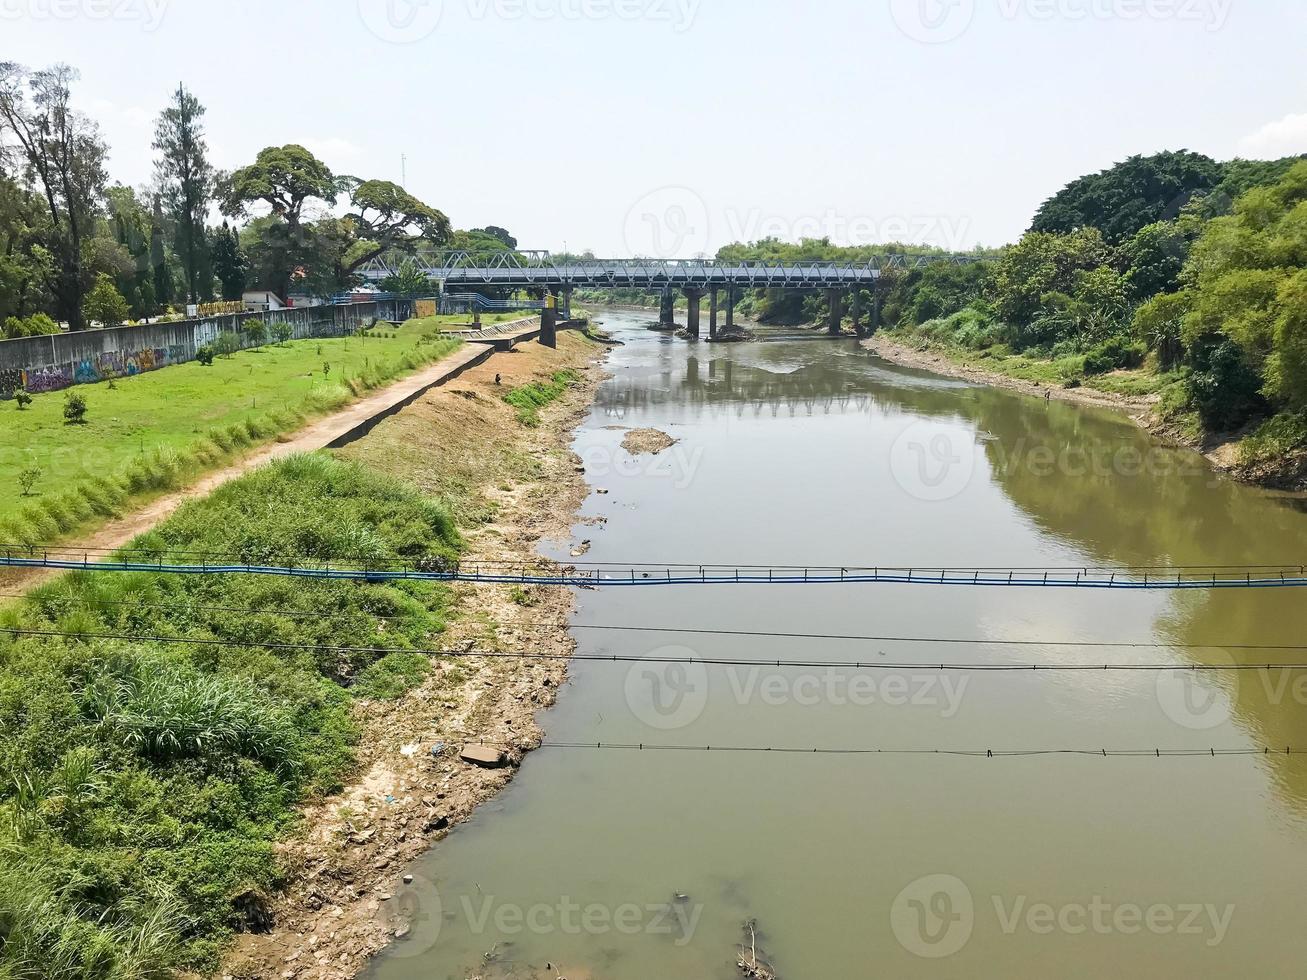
0 299 414 398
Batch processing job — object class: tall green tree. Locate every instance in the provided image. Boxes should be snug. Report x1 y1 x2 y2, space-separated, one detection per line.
210 220 246 300
219 145 339 299
340 178 451 275
0 62 107 330
153 84 214 305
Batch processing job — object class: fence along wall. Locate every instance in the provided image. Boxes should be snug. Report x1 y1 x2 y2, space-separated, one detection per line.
0 299 414 399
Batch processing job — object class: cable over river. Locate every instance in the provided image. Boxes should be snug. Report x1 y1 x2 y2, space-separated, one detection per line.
366 311 1307 979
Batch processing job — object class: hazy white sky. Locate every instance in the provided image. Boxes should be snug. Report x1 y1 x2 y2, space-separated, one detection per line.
5 0 1306 256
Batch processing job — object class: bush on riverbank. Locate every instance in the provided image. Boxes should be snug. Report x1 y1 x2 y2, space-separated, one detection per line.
503 370 579 426
0 453 460 976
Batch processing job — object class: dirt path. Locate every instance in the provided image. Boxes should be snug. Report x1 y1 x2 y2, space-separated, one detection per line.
0 333 537 598
222 332 610 980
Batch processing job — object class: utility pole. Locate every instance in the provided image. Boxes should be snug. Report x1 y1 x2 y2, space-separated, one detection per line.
401 153 407 189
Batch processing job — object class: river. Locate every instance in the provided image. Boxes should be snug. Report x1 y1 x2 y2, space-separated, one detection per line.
366 310 1307 979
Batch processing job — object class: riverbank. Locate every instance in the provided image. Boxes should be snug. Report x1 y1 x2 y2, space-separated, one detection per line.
221 331 609 980
863 332 1307 491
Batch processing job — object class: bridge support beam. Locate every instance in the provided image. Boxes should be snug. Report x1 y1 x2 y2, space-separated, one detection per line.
871 284 882 334
851 288 864 338
659 288 676 327
540 288 558 349
561 286 573 321
826 289 843 336
709 288 719 339
684 289 703 339
725 284 735 333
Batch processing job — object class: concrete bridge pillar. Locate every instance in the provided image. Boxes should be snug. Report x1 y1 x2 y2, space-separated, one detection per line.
684 288 703 339
540 288 558 349
851 288 864 338
826 289 843 336
871 285 882 334
709 288 719 339
561 286 573 321
725 284 736 332
659 288 676 327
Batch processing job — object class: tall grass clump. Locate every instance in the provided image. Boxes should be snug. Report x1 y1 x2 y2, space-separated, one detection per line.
0 452 462 974
503 370 579 426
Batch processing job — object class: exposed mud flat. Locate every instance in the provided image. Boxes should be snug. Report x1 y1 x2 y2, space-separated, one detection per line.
222 333 609 980
621 428 677 456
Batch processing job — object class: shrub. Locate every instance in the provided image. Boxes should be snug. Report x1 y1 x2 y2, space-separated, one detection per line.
1083 337 1147 376
18 464 41 497
1187 339 1265 430
213 331 240 358
63 391 87 425
196 344 215 366
83 273 130 328
273 322 294 345
14 388 32 410
246 321 267 347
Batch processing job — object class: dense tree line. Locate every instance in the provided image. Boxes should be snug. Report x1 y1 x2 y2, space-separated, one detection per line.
0 62 468 337
720 149 1307 439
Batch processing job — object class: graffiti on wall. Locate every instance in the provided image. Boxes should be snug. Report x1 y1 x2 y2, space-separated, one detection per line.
0 368 25 399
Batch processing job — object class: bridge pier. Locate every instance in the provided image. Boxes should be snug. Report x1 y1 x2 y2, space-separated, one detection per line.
659 287 676 328
540 288 558 349
826 289 843 336
709 288 719 340
851 288 864 338
725 284 735 333
871 285 882 334
684 288 703 339
561 286 573 321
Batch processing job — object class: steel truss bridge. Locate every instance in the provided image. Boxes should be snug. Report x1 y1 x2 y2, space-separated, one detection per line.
357 250 988 291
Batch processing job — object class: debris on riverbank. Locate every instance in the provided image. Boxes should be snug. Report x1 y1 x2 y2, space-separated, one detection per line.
622 427 677 455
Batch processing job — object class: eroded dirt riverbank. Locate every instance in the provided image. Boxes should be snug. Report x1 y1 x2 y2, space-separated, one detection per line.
222 333 608 980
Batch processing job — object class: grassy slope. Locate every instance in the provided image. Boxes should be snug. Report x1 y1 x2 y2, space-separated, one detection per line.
0 454 462 977
0 320 464 542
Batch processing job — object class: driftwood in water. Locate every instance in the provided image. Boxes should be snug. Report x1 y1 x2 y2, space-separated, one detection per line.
736 919 779 979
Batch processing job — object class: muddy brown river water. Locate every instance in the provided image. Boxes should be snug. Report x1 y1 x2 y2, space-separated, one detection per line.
367 310 1307 979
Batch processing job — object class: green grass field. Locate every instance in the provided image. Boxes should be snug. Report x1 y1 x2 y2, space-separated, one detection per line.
0 318 477 540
